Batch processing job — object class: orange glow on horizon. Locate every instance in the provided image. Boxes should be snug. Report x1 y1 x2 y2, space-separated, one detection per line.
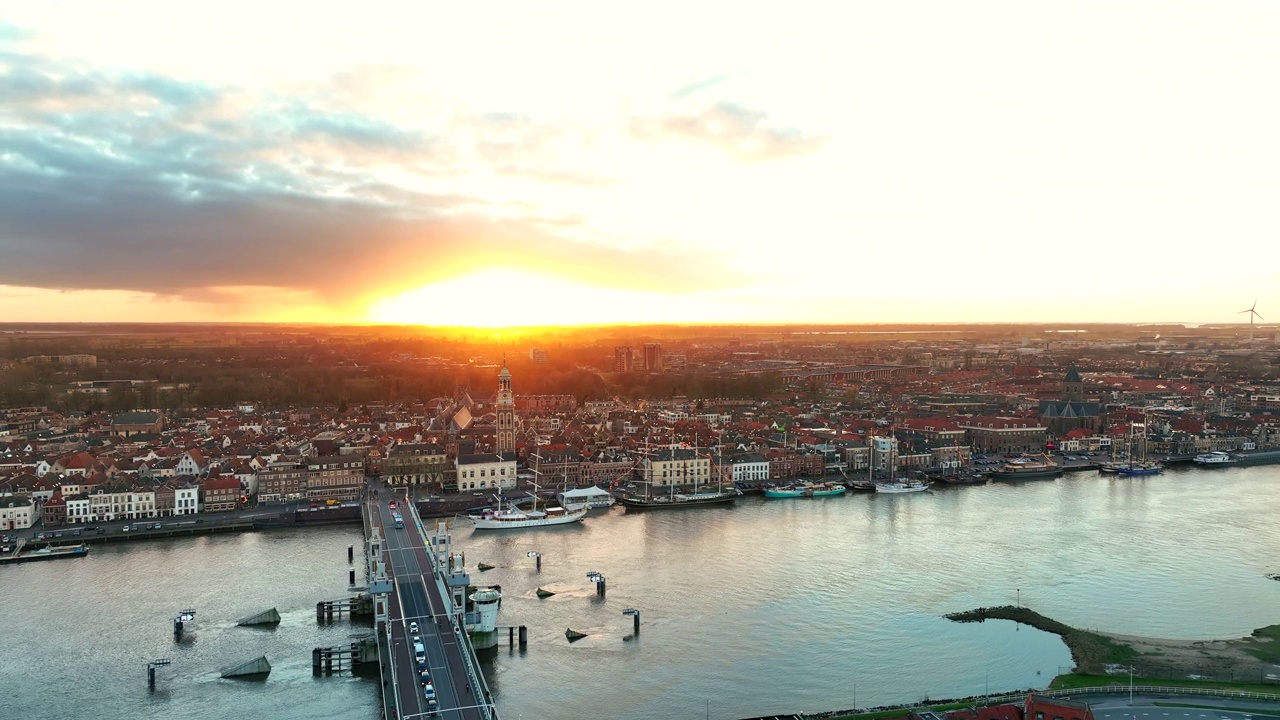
367 268 745 327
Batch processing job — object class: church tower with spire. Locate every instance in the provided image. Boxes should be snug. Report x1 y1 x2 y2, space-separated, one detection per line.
1062 366 1083 401
496 360 516 455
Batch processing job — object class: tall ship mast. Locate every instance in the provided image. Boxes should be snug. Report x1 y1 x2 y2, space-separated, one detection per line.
616 440 739 510
468 450 587 529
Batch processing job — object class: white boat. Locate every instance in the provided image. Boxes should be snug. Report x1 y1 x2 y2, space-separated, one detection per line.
1193 451 1237 466
557 485 616 511
471 454 589 529
469 501 587 529
875 478 930 494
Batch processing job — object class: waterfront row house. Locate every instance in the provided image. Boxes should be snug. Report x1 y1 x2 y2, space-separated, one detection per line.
202 477 242 512
61 481 202 524
0 497 35 530
305 457 364 501
641 447 711 487
531 449 583 487
257 464 308 503
383 443 449 488
455 452 518 491
580 455 634 487
730 455 770 483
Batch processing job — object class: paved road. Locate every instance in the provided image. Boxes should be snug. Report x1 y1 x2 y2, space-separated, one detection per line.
1085 694 1280 720
1094 708 1269 720
1 499 352 544
376 499 484 720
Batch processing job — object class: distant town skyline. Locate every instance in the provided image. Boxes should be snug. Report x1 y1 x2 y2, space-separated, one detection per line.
2 2 1279 326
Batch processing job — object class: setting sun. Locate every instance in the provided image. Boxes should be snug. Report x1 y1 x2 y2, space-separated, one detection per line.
368 268 728 327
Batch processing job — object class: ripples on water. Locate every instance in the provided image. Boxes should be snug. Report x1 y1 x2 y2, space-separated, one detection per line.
0 527 378 720
4 466 1279 719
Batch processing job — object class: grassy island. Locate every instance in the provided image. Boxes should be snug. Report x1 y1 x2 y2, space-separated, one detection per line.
946 605 1280 685
946 605 1137 673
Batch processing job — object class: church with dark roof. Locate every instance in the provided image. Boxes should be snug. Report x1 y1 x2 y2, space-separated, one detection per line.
1039 366 1103 436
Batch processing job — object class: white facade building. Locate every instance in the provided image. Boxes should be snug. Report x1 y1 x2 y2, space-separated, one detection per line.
731 457 770 483
83 489 157 522
66 496 90 523
455 453 518 491
175 485 200 515
641 448 711 487
0 498 36 530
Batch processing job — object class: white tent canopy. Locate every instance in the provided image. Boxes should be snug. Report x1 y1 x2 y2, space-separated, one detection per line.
559 486 611 499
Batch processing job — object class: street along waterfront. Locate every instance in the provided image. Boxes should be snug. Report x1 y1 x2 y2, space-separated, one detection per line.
4 464 1279 720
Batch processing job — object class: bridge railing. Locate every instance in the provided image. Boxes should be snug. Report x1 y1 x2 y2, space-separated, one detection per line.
405 497 499 720
366 494 403 720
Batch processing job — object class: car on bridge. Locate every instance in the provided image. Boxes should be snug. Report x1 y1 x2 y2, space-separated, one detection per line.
409 621 418 634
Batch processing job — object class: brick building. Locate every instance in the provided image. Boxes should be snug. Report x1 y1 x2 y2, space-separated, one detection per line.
959 417 1049 454
202 477 242 512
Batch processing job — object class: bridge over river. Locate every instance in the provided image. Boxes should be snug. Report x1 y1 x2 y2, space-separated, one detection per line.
363 487 498 720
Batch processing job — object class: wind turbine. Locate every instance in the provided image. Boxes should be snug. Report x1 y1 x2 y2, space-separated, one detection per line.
1239 299 1263 343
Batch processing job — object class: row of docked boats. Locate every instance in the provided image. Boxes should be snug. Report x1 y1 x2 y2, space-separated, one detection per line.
462 445 1263 531
768 477 934 495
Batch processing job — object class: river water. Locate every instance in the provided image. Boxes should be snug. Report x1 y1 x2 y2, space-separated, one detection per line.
4 465 1279 720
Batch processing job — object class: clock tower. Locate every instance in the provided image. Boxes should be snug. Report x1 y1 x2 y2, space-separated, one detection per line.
496 360 515 455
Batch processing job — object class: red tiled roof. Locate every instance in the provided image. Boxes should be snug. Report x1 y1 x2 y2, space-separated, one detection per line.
201 477 241 492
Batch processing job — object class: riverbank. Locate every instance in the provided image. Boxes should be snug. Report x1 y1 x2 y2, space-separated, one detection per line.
946 605 1280 681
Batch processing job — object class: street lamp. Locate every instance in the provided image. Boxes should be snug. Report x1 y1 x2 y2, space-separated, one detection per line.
526 551 541 571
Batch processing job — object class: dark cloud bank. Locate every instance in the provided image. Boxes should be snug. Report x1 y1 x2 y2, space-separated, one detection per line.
0 49 719 307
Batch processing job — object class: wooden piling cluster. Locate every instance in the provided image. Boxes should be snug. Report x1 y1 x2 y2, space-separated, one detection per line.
316 599 351 622
496 625 529 649
312 638 376 676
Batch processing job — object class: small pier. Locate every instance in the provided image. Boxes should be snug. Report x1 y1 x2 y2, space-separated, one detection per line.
495 625 529 649
316 594 374 623
312 636 379 676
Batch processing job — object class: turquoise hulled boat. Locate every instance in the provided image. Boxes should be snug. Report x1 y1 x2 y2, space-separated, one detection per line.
763 481 847 498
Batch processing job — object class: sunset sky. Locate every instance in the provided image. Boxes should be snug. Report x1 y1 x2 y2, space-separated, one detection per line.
3 2 1279 326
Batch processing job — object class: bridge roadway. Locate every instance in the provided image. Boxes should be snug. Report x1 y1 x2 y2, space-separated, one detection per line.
373 498 486 720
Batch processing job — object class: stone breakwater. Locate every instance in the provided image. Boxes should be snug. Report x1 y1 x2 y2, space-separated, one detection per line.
945 605 1136 673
